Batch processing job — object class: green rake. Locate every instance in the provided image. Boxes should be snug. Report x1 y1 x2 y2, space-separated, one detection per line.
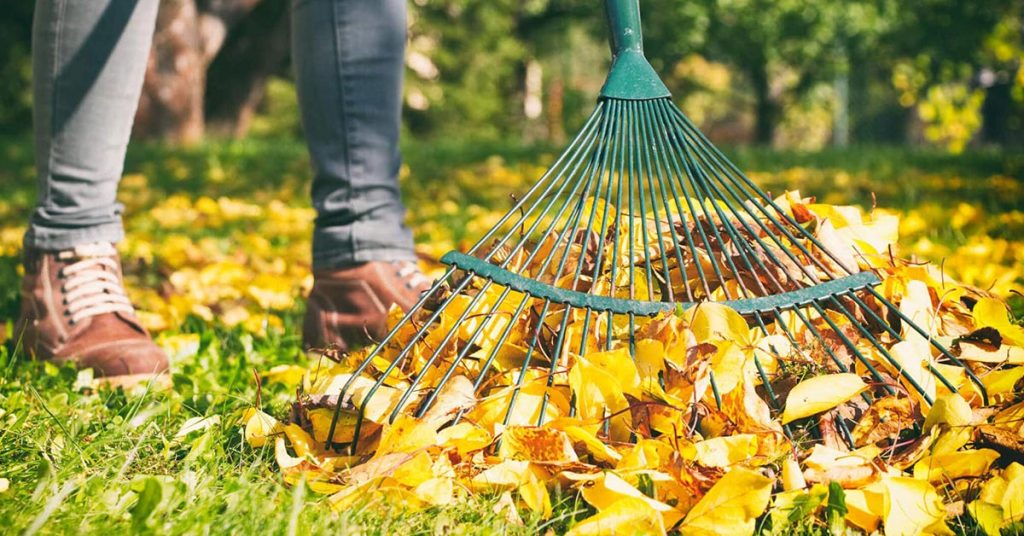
323 0 987 452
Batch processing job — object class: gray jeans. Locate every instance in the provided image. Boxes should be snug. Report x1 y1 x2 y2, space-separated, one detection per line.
26 0 416 271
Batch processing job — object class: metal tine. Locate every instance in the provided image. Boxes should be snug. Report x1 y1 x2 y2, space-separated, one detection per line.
626 102 656 303
637 101 693 303
667 107 857 278
659 107 775 300
607 99 630 349
625 105 640 356
651 103 737 300
787 301 895 397
823 295 960 400
659 100 835 285
536 302 580 426
483 104 615 267
852 290 988 403
647 101 714 300
502 299 553 427
575 103 626 355
332 273 475 451
331 103 618 450
658 101 826 293
635 101 682 304
674 128 753 300
465 103 606 258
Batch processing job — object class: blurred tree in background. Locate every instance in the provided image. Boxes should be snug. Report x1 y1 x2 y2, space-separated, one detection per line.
0 0 1020 152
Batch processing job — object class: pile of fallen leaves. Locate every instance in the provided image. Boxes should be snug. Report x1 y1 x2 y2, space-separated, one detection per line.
245 191 1024 535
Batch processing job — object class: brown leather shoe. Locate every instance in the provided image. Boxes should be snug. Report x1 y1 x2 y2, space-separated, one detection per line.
303 260 432 352
14 243 169 388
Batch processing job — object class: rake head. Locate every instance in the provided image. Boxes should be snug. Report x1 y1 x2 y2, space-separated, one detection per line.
312 0 987 453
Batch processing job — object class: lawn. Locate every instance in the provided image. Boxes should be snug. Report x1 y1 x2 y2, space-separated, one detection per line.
0 138 1021 534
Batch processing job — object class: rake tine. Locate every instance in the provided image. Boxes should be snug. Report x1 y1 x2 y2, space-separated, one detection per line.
668 107 856 278
502 299 552 427
342 274 478 452
411 282 520 419
862 288 988 403
467 104 606 257
639 100 693 303
323 265 458 449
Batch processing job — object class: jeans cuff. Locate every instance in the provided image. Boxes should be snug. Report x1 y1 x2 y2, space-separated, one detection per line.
23 222 125 251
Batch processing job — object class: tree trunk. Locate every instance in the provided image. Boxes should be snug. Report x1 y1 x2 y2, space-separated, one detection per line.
750 61 778 146
134 0 205 144
133 0 265 143
205 0 290 138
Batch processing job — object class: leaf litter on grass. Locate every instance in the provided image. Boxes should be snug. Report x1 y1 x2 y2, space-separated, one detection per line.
240 189 1024 535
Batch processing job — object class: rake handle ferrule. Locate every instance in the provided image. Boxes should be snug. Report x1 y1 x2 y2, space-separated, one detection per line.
605 0 645 56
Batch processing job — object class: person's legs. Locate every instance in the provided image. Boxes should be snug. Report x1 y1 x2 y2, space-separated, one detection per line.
291 0 416 271
26 0 159 250
292 0 430 351
17 0 167 384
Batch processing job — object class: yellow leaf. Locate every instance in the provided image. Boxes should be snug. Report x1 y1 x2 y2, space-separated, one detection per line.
686 302 752 346
499 426 579 463
679 468 772 536
922 393 973 432
693 434 759 468
981 368 1024 402
878 476 947 536
413 477 455 506
390 451 434 487
560 424 623 464
566 497 666 536
519 476 552 519
420 375 476 428
844 488 885 533
375 415 438 457
470 460 535 490
967 500 1003 536
957 341 1024 365
281 423 316 458
781 373 867 424
567 471 683 528
912 449 1000 482
569 354 631 440
437 422 493 456
973 298 1024 346
781 455 806 491
998 462 1024 524
261 364 306 386
243 408 282 448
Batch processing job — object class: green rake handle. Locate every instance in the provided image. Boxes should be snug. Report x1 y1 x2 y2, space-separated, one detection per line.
600 0 671 100
606 0 645 54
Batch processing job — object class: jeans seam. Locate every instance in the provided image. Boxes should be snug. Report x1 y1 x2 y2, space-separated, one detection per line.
331 0 358 258
42 0 68 214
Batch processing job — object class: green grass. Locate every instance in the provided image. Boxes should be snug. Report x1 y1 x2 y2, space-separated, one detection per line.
0 137 1021 534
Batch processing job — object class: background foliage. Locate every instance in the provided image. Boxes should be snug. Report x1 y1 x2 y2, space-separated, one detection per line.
0 0 1022 150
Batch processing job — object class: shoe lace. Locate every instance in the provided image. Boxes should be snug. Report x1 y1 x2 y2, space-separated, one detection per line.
391 260 432 290
57 243 135 324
